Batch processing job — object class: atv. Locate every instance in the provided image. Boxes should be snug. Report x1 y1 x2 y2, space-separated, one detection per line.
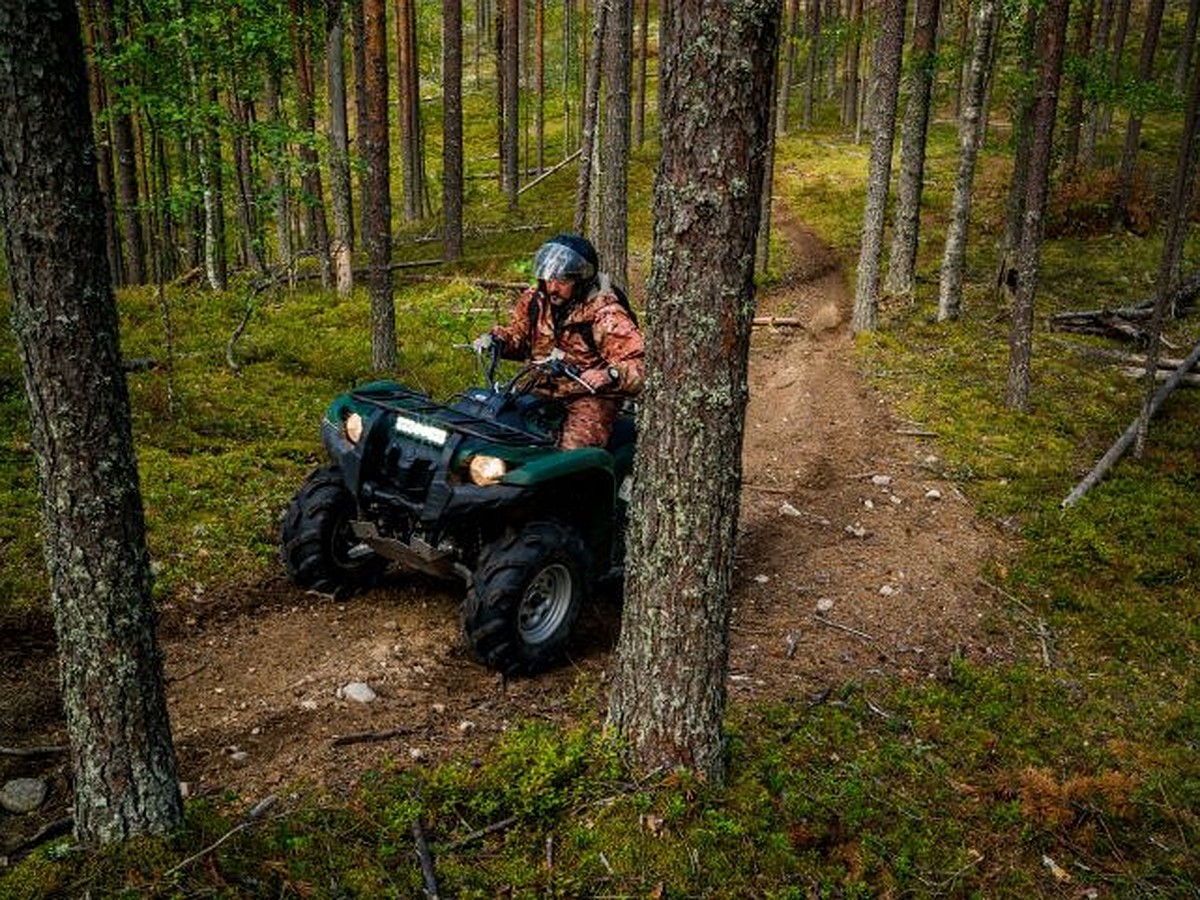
279 343 634 674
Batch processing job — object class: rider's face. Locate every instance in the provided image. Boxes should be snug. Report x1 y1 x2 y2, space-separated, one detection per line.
545 278 575 305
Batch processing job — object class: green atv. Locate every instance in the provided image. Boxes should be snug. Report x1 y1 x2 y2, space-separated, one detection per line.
279 344 634 674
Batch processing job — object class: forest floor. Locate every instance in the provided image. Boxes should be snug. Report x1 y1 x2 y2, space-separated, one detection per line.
1 209 1012 856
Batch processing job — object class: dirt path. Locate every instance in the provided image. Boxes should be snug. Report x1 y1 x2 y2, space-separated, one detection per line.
1 212 1009 848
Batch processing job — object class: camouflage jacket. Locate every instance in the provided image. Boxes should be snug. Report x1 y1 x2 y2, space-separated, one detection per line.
491 276 645 399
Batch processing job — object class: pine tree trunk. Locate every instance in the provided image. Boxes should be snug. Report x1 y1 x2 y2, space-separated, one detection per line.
803 0 821 128
263 68 293 274
1114 0 1165 228
599 0 631 285
292 0 333 284
852 0 907 332
776 0 800 134
634 0 650 146
1098 0 1131 135
351 0 371 242
327 0 355 294
997 3 1040 298
1081 0 1113 165
536 0 546 172
938 0 998 321
444 0 465 261
396 0 425 220
78 0 124 285
884 0 940 297
842 0 863 129
1060 0 1094 177
1175 0 1200 93
608 0 780 785
230 88 267 275
0 0 183 844
575 0 607 232
364 0 396 371
1006 0 1071 410
504 0 521 208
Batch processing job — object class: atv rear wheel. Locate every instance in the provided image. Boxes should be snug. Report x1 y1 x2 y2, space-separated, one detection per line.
280 465 385 596
463 522 590 674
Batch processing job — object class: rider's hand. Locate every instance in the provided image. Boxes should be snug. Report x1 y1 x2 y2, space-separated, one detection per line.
472 333 496 354
580 367 615 391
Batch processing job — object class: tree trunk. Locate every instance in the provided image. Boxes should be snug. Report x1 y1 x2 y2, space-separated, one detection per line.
842 0 864 130
599 0 632 285
938 0 999 321
1080 0 1113 165
852 0 907 332
884 0 941 296
1005 0 1071 410
291 0 333 285
777 0 800 134
575 0 607 232
1060 0 1095 177
0 0 183 844
1175 0 1200 94
351 0 371 243
263 68 293 274
536 0 546 172
230 87 267 275
504 0 521 208
396 0 425 221
364 0 396 371
328 0 355 294
1114 0 1165 228
996 2 1040 298
78 0 124 285
803 0 822 128
204 85 228 290
1098 0 1131 135
608 0 780 785
634 0 650 145
444 0 465 261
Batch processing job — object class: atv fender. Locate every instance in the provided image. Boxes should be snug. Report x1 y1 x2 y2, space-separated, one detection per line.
500 447 613 485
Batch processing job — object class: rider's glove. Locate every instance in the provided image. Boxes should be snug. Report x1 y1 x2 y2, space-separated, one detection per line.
472 333 497 354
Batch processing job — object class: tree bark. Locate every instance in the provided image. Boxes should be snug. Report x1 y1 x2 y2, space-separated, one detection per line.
1080 0 1113 165
634 0 650 145
444 0 465 261
608 0 780 786
852 0 907 332
1005 0 1071 410
996 2 1040 299
78 0 124 285
1175 0 1200 94
842 0 864 130
263 67 293 274
776 0 800 134
327 0 355 294
575 0 607 232
503 0 521 208
0 0 182 844
1060 0 1094 177
803 0 822 128
884 0 941 296
291 0 333 286
396 0 426 221
1114 0 1165 228
938 0 999 321
363 0 396 370
229 87 267 275
599 0 632 286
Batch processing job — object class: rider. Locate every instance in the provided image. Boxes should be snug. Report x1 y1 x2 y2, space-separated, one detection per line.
474 233 644 449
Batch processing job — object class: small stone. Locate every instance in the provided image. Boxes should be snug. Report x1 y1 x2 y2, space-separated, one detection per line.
925 488 942 500
299 699 319 711
409 747 426 762
779 502 803 518
1 778 48 814
754 574 770 584
863 498 875 510
880 584 897 597
431 703 447 715
845 523 867 538
340 682 377 703
457 720 476 734
816 597 835 613
889 495 903 505
870 474 892 486
229 751 250 765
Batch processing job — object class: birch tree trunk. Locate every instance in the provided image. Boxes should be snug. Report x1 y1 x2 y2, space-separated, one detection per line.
609 0 780 785
0 0 183 844
884 0 941 297
852 0 907 332
1006 0 1071 410
938 0 998 321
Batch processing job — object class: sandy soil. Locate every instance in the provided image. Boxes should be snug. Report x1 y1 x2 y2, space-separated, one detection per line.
0 211 1011 858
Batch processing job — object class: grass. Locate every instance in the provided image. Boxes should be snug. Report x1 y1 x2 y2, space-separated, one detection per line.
4 85 1200 900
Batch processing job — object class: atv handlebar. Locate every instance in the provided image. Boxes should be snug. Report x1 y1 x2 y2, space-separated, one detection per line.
464 342 596 395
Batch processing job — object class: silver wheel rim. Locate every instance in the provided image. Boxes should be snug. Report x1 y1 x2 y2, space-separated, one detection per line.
518 563 573 645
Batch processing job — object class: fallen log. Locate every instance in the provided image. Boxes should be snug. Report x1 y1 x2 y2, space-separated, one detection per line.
1119 366 1200 386
752 316 805 327
1062 335 1200 507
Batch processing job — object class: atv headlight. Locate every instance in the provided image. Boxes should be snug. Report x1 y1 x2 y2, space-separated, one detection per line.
343 411 364 444
467 454 508 486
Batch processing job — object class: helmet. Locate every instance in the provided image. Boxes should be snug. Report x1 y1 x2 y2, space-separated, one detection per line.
532 233 598 283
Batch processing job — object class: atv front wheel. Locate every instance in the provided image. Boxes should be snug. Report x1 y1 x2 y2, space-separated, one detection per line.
463 522 591 674
280 465 385 596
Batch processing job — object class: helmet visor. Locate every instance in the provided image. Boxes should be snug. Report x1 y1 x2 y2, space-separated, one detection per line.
533 242 596 282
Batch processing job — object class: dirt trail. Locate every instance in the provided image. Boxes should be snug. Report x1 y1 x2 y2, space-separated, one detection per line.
1 211 1009 850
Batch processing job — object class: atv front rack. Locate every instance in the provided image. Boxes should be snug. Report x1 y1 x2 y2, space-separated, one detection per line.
349 384 556 448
